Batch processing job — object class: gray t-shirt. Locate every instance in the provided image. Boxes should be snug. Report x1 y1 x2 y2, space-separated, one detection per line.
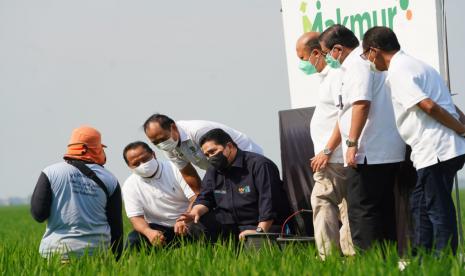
38 162 118 258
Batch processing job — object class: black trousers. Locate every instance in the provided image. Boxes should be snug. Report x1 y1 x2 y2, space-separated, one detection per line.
347 162 401 250
198 211 282 242
127 222 204 251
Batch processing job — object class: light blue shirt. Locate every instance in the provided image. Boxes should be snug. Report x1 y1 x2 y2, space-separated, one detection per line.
39 162 118 258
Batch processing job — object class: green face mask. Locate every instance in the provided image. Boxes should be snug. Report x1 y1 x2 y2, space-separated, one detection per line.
325 55 341 69
299 60 317 75
325 48 342 69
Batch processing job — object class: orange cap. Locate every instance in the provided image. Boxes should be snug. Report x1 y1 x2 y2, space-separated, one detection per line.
64 126 107 165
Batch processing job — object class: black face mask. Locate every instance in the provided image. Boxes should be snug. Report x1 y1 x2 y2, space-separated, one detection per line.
208 151 229 171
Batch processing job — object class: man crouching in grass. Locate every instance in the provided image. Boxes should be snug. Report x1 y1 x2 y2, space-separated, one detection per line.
122 141 202 250
31 126 123 261
177 128 291 241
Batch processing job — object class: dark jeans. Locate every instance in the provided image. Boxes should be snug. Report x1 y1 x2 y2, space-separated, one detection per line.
347 162 401 250
411 154 465 255
127 222 204 251
198 211 282 242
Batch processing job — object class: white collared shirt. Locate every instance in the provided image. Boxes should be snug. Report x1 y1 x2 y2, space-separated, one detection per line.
338 46 405 165
122 160 195 227
387 50 465 169
165 120 264 170
310 66 344 163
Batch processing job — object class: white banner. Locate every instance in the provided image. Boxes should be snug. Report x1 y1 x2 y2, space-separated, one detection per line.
281 0 444 108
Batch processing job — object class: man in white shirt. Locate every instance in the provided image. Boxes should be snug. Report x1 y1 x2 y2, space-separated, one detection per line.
319 24 406 250
122 141 197 250
296 31 356 258
362 26 465 254
143 114 263 195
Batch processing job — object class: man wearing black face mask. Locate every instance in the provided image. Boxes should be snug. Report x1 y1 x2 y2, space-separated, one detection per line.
177 128 291 241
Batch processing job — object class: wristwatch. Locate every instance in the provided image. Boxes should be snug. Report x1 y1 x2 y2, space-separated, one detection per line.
323 148 332 156
345 139 358 147
256 226 264 233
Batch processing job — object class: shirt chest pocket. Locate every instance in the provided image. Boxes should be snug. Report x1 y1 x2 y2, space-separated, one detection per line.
213 189 227 204
184 141 205 162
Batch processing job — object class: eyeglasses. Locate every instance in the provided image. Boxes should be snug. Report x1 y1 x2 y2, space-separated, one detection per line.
321 45 343 58
360 47 378 60
360 48 371 60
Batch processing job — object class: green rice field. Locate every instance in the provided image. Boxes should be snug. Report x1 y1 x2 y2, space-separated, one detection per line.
2 192 465 275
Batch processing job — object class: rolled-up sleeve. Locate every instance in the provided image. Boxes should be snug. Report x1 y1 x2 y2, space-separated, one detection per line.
194 171 216 210
255 162 281 222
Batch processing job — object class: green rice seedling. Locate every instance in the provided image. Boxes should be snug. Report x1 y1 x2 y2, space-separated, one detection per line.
2 191 465 275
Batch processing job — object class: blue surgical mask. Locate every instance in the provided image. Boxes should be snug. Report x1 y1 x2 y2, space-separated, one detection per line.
325 48 342 69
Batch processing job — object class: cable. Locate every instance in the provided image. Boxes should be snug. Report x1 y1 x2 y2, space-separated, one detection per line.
280 209 313 237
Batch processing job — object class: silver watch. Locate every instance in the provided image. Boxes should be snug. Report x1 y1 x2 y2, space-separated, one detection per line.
346 139 358 147
323 148 332 155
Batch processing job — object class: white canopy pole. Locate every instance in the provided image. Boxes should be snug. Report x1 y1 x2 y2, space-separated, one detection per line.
440 0 464 249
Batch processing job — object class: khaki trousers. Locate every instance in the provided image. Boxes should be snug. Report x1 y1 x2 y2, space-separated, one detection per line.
311 163 358 258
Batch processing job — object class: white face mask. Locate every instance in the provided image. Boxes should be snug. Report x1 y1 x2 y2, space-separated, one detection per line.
133 158 159 178
367 49 380 72
369 60 380 72
156 137 178 151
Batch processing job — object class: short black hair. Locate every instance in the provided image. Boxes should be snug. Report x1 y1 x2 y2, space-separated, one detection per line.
199 128 238 148
143 113 175 132
123 141 153 165
362 26 401 52
319 24 359 49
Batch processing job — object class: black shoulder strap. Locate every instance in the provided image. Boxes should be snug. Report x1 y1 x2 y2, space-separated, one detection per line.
66 159 110 199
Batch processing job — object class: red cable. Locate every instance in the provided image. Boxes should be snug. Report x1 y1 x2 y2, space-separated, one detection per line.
280 209 312 237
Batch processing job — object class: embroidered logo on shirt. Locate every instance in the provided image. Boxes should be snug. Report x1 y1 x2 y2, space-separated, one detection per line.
238 185 251 194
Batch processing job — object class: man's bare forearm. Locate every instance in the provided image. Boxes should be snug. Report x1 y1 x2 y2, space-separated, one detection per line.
325 121 342 151
349 101 371 141
418 99 465 134
130 216 153 237
186 195 197 212
180 163 201 194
